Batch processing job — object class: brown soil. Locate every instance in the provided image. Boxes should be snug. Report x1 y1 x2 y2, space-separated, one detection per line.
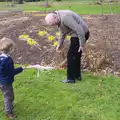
0 12 120 73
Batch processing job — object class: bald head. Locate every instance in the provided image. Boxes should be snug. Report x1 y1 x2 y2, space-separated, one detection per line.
45 13 59 26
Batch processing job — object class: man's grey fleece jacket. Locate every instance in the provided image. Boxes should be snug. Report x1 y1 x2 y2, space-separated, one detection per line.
55 10 89 47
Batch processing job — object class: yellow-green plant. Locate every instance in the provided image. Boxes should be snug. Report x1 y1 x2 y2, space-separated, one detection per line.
48 35 55 41
56 32 60 36
27 38 37 46
19 34 37 46
19 34 29 39
38 31 48 36
53 41 59 46
19 30 71 51
66 35 71 40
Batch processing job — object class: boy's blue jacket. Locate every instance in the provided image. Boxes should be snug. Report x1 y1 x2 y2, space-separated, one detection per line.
0 54 23 84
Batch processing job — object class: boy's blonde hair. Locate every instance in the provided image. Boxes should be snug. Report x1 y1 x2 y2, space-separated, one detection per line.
0 37 15 53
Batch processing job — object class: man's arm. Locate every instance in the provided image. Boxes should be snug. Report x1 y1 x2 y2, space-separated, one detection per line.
63 15 85 49
57 29 66 49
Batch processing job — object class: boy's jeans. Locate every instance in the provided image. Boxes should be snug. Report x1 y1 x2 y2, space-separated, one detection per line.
0 84 14 114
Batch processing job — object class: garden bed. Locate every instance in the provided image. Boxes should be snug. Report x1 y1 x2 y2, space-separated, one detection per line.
0 12 120 74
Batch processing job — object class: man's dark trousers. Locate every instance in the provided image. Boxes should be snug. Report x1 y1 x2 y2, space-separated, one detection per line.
67 31 89 81
67 37 82 81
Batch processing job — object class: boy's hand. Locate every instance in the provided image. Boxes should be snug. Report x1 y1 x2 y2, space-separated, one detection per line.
22 66 29 70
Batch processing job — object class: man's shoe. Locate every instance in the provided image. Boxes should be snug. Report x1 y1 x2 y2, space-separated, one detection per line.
6 113 17 119
60 79 75 83
76 77 81 81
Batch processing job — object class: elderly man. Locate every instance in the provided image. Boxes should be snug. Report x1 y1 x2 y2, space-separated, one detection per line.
45 10 89 83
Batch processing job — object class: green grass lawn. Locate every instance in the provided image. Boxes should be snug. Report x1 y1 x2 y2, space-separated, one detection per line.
22 3 120 14
0 2 120 14
0 69 120 120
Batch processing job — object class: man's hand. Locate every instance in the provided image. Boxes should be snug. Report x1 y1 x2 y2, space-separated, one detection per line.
78 46 84 52
56 45 62 53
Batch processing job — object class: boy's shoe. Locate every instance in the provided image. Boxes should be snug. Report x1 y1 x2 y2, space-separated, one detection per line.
6 114 17 119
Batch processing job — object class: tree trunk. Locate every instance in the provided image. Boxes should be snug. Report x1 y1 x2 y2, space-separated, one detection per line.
17 0 24 4
44 0 49 8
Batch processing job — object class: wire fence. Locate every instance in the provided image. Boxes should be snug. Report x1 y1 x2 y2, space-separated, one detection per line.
0 1 23 11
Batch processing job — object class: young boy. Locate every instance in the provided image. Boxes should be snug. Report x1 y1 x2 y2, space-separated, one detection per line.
0 37 23 119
